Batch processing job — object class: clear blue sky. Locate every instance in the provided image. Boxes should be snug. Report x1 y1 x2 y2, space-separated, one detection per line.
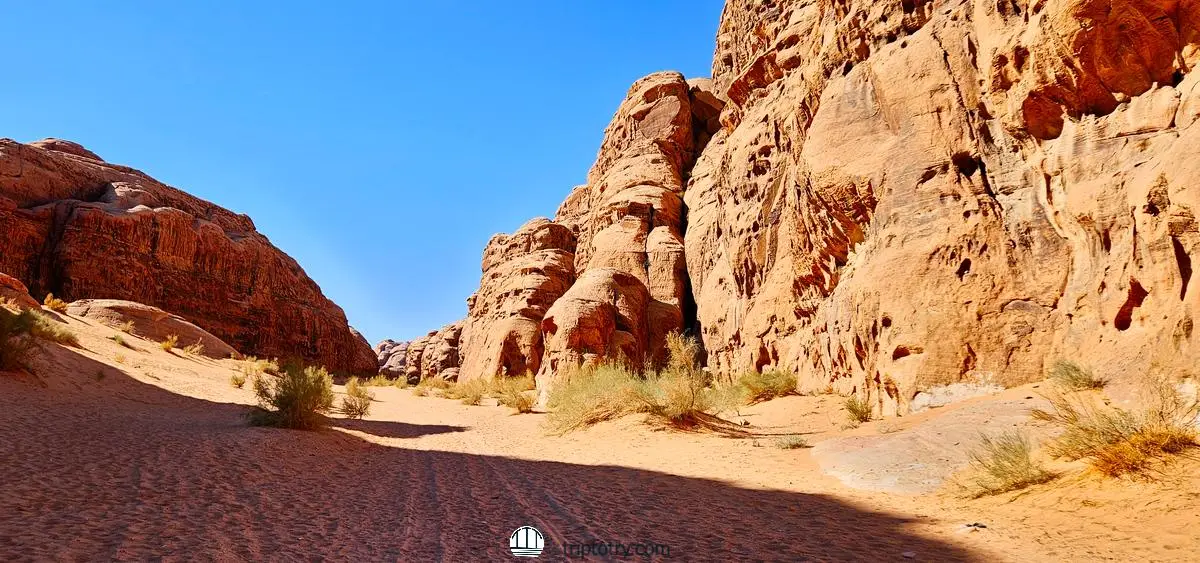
3 1 724 344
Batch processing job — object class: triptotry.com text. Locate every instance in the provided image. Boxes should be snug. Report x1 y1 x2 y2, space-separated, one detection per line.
563 540 670 558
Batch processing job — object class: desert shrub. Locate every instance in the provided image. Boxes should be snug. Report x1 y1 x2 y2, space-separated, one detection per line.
240 357 280 378
160 334 179 352
364 374 394 387
964 431 1056 497
844 395 873 423
1033 382 1198 477
497 375 537 414
27 311 78 347
546 333 737 433
182 340 205 356
1049 360 1106 390
775 435 810 449
413 376 450 397
0 307 35 371
42 293 68 313
443 378 487 405
114 353 127 364
230 372 246 388
116 320 135 334
737 369 798 404
248 364 335 430
341 376 374 419
110 334 132 349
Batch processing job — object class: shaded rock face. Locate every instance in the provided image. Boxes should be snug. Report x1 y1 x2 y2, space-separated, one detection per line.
67 299 238 359
0 273 39 309
687 0 1200 415
0 139 377 374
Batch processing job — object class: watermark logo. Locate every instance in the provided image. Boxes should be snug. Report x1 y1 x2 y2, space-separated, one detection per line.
509 526 545 558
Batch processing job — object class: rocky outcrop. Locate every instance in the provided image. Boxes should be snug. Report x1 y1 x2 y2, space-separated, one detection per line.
375 339 409 377
686 0 1200 415
456 218 576 382
421 321 464 381
418 0 1200 418
0 138 376 374
66 299 238 359
0 273 39 310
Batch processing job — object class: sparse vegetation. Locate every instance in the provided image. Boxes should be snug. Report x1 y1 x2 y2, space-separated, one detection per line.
116 320 135 334
341 376 374 419
182 340 205 356
412 376 450 397
774 435 810 449
963 431 1056 497
737 369 798 404
545 333 740 434
42 293 68 313
230 372 246 388
444 378 488 405
160 334 179 352
1049 360 1106 390
114 352 127 364
844 395 873 423
248 364 335 430
497 375 536 413
0 307 35 371
110 334 133 349
1033 381 1198 477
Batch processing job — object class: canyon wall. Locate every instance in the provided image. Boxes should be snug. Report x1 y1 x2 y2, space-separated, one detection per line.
0 138 377 374
407 0 1200 415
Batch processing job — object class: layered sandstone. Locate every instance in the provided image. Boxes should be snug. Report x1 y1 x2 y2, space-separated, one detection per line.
411 0 1200 418
0 139 376 374
67 299 238 359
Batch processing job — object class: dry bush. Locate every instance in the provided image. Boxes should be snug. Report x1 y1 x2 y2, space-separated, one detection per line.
444 378 488 405
497 375 537 414
775 435 810 449
116 320 135 334
114 353 127 364
182 340 205 356
963 431 1056 497
364 374 398 387
27 311 78 347
413 376 450 397
0 307 35 371
737 369 798 404
844 395 873 423
341 376 374 419
230 372 246 388
1049 360 1106 390
1033 381 1198 477
546 333 739 433
42 293 68 313
110 334 133 349
248 364 335 430
160 334 179 352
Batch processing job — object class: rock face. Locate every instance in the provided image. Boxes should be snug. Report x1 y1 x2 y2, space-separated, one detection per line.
0 273 39 310
375 339 409 377
67 299 238 359
417 0 1200 418
0 138 377 374
686 0 1200 415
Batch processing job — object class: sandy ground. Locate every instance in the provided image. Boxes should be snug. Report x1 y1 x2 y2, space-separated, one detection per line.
2 311 1199 561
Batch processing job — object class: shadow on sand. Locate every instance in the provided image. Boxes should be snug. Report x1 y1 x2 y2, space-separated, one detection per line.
0 345 979 562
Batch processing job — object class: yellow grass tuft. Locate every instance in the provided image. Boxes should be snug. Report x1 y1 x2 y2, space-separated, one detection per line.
160 334 179 352
963 431 1056 497
1049 360 1106 390
182 340 205 356
737 369 797 404
844 395 873 423
42 293 68 313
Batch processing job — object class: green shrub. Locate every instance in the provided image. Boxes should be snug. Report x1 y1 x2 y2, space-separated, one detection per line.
964 431 1056 497
248 364 335 430
341 376 374 419
775 435 810 449
845 395 873 423
737 369 798 404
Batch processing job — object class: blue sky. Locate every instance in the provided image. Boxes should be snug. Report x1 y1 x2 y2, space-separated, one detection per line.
3 1 724 344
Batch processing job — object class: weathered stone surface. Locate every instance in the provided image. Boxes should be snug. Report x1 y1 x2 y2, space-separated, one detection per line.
404 332 436 384
457 218 576 382
687 0 1200 415
67 298 238 359
421 321 464 381
0 138 376 374
375 339 409 377
0 273 39 309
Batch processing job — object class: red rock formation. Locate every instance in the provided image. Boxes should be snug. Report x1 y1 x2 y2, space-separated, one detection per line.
0 273 39 309
0 138 376 374
67 299 238 359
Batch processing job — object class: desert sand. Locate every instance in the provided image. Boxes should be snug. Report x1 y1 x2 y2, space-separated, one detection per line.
2 313 1198 562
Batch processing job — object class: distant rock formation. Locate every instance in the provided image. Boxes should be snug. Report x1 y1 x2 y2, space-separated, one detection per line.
415 0 1200 416
0 138 377 374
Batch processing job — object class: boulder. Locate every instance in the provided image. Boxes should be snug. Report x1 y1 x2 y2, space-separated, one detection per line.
67 299 237 359
0 273 39 309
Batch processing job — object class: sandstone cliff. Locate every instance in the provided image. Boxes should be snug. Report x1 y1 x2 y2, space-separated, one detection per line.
407 0 1200 416
0 138 377 374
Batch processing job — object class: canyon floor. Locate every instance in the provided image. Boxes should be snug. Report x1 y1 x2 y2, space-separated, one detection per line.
2 313 1198 562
